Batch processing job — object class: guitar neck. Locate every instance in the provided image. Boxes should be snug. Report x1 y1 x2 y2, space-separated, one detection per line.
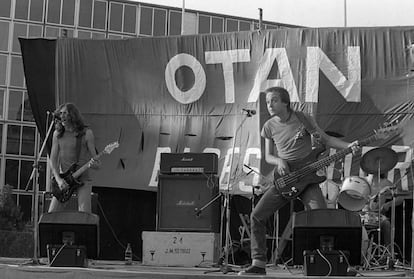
72 151 105 179
299 134 378 177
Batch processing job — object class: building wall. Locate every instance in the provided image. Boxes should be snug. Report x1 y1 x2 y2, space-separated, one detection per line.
0 0 297 224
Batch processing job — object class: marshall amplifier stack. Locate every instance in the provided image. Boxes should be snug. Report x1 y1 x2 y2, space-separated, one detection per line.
157 153 220 232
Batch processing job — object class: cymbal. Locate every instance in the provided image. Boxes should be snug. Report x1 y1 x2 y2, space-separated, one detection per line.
360 147 398 174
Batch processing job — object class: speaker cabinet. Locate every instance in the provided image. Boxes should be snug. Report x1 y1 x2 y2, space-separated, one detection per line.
292 209 362 265
157 174 220 232
39 211 100 259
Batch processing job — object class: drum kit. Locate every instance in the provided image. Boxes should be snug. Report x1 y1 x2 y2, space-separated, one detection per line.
325 146 412 269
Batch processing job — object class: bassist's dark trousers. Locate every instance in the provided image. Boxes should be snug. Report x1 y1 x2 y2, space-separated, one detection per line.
250 183 326 266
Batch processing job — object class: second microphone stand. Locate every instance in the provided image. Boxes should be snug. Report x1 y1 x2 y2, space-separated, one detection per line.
204 109 255 274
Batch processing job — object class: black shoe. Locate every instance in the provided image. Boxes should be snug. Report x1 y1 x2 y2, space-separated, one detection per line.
238 265 266 276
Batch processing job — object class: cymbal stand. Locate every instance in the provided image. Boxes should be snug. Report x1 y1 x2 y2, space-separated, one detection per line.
204 110 253 274
387 186 412 271
376 162 382 253
23 113 54 265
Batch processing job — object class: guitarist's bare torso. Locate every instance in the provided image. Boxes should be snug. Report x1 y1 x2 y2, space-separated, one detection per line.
58 129 91 181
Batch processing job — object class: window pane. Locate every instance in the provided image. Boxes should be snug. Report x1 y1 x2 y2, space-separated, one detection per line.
5 159 19 188
29 0 44 22
77 30 91 39
265 24 278 30
13 22 27 53
169 11 181 36
0 124 3 150
0 0 12 18
198 15 210 34
239 21 251 31
15 0 29 20
93 0 107 30
182 12 196 35
139 7 152 36
123 4 136 34
91 32 105 39
23 93 34 122
0 89 4 118
109 2 122 32
8 90 23 121
10 56 25 88
21 126 35 156
28 24 43 37
226 19 238 32
20 160 34 192
0 54 7 85
108 33 122 39
0 21 10 52
45 26 59 38
18 194 32 222
47 0 61 24
7 125 21 155
211 17 223 33
62 0 75 26
153 8 166 36
21 127 36 156
79 0 92 28
38 161 46 191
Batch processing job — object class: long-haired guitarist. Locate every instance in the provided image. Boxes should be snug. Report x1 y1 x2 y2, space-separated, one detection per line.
239 87 360 275
48 103 101 213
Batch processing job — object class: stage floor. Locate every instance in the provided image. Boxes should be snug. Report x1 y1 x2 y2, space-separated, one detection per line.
0 257 412 279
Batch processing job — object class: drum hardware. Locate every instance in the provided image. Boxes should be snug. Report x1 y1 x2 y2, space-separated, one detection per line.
338 176 371 211
361 147 398 257
363 177 412 270
320 179 341 209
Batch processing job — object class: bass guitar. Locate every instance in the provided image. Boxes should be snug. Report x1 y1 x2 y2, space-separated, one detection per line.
51 141 119 203
274 125 400 200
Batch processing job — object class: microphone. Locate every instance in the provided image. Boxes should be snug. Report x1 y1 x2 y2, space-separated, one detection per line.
50 111 61 121
242 109 256 116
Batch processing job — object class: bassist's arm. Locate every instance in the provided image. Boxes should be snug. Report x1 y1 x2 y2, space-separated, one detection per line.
308 116 359 152
264 138 289 175
85 128 101 169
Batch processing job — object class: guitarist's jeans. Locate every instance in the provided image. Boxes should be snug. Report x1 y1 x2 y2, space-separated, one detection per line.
48 181 92 213
250 183 326 266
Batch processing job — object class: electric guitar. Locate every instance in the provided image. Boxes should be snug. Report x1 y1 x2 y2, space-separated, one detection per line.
274 125 400 200
51 141 119 203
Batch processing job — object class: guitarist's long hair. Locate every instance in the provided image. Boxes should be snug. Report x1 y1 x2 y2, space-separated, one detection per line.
54 103 87 138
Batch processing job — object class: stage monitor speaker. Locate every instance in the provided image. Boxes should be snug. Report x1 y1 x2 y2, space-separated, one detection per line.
157 174 220 232
39 211 100 259
292 209 362 266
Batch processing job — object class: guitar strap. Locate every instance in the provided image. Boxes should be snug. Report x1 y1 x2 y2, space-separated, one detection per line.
294 111 316 135
295 111 324 149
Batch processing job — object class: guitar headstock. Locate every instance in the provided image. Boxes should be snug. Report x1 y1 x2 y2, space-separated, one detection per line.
373 122 402 141
103 141 120 154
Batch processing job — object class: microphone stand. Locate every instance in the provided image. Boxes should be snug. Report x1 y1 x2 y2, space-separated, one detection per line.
205 109 254 274
23 113 54 265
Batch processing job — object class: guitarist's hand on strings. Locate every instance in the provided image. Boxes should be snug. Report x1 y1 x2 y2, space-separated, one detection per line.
88 158 101 169
56 176 68 191
276 158 290 176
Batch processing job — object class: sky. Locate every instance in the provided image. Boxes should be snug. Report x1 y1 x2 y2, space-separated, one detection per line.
135 0 414 28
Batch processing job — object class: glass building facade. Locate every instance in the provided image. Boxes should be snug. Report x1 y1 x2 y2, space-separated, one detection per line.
0 0 297 225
